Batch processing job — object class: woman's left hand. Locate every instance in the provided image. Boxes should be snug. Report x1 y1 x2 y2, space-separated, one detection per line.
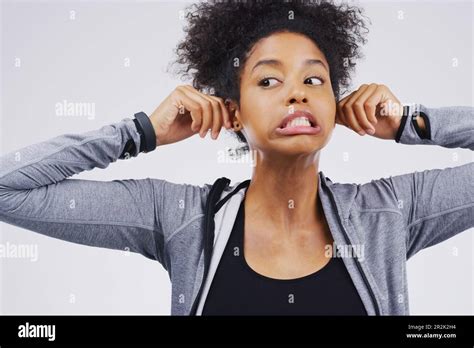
336 83 403 140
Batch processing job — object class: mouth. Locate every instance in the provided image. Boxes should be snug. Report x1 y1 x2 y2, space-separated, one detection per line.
278 110 318 128
276 110 322 136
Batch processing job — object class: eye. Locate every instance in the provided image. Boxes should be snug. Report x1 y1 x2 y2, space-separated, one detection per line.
305 76 325 85
258 75 325 88
258 77 279 88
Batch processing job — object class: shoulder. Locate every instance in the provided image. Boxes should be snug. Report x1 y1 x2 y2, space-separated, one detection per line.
322 173 401 215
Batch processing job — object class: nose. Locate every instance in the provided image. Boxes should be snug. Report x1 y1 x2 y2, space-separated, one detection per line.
286 90 308 106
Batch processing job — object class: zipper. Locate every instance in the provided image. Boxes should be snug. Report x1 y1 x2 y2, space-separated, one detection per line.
189 179 251 315
323 180 381 315
188 177 230 315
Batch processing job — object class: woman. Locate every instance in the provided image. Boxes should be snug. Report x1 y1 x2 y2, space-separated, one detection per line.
0 0 472 315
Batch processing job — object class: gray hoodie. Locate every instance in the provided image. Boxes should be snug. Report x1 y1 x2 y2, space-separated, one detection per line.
0 104 473 315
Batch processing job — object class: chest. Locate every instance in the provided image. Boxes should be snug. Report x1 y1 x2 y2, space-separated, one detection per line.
202 212 367 315
243 215 334 280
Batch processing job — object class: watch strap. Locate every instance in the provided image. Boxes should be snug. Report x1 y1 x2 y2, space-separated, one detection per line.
134 112 157 153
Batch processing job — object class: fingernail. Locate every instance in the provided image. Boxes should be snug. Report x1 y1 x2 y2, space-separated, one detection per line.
358 130 366 136
366 128 375 135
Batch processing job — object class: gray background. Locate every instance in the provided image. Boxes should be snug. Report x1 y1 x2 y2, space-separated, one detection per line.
0 0 472 314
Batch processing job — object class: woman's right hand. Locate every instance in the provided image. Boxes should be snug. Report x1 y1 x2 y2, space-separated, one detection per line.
148 85 233 146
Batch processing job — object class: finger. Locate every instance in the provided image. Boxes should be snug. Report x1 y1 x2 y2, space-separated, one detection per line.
206 96 224 139
174 88 203 132
210 96 230 138
182 85 219 138
180 86 213 137
336 91 356 125
342 84 370 135
196 90 231 132
353 83 378 134
193 92 221 139
337 91 354 106
381 98 403 117
345 109 365 135
199 102 213 138
365 85 389 120
198 98 215 138
222 99 233 129
361 85 379 126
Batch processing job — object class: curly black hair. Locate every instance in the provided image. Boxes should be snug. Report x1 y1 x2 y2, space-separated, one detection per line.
168 0 370 148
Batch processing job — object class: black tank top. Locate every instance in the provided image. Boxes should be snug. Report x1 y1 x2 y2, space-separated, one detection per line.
202 196 368 315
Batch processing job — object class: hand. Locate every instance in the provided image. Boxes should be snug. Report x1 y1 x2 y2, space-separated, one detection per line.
148 85 232 146
336 83 403 140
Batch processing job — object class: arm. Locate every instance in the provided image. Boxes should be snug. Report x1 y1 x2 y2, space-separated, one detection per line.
363 104 474 258
395 104 474 149
0 117 165 264
0 83 233 267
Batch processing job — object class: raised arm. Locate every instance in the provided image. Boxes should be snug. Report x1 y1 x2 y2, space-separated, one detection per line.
395 104 474 150
360 104 473 258
0 85 232 267
0 117 167 262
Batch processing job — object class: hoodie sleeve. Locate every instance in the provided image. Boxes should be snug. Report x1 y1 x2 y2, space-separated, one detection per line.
0 118 166 264
388 105 474 258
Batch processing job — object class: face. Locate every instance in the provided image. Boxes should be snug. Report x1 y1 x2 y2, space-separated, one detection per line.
231 31 336 158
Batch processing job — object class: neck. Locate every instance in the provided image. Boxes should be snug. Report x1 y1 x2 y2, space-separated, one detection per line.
245 151 324 236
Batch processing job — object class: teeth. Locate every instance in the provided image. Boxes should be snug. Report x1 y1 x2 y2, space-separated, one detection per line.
285 117 311 128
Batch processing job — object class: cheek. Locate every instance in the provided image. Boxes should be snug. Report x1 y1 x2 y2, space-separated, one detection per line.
317 101 336 124
323 107 337 142
239 95 267 130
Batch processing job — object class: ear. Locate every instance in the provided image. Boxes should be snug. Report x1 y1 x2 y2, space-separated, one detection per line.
224 99 244 132
225 99 241 123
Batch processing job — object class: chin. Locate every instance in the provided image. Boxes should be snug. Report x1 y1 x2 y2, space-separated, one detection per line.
274 136 326 156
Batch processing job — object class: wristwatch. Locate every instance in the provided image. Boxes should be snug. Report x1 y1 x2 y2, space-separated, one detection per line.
119 112 157 159
133 111 157 153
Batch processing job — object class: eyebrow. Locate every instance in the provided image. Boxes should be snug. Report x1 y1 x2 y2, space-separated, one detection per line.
251 58 328 74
